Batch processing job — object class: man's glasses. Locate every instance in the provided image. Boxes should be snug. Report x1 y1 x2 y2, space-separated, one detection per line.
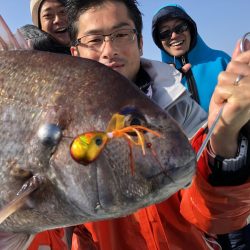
74 28 137 52
159 22 189 41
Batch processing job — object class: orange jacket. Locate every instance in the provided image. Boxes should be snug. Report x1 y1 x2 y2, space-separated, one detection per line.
72 128 250 250
28 229 68 250
28 225 97 250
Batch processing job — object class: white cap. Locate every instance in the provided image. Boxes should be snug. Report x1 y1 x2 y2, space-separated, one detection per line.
30 0 44 27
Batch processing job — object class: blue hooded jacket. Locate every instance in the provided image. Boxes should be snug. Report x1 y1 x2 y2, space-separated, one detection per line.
152 4 231 112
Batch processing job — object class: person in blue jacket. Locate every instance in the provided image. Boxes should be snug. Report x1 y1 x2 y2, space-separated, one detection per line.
151 4 230 112
152 4 250 249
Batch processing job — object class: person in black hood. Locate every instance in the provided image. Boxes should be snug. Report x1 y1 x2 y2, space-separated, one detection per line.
152 4 198 54
152 4 230 113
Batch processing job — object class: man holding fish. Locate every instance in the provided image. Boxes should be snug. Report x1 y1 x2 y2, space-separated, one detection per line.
66 0 250 249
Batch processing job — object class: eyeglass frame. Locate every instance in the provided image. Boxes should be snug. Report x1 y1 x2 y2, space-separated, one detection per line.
73 28 138 51
158 22 189 41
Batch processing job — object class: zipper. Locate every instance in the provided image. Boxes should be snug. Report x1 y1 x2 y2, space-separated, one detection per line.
180 55 200 104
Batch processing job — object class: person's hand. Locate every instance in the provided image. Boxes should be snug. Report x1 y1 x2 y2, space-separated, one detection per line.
208 43 250 158
176 63 191 74
181 63 191 74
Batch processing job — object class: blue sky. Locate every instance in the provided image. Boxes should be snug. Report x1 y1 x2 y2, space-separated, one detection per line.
0 0 249 60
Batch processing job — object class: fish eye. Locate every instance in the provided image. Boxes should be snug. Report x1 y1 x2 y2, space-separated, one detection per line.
124 113 147 128
130 117 141 126
37 123 62 146
120 109 148 137
125 115 146 137
119 107 147 127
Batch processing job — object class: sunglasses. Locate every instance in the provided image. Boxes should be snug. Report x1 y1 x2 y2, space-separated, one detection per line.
159 22 189 41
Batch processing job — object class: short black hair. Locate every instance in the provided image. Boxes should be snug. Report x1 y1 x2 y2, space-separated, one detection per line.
66 0 143 45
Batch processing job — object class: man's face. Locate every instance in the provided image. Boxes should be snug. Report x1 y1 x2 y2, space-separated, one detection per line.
40 0 70 46
159 18 191 57
71 1 142 82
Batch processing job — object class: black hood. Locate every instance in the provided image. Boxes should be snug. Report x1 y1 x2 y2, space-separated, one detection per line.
152 5 198 51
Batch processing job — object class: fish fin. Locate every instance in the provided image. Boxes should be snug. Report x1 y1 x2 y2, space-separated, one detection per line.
0 15 29 51
15 29 31 49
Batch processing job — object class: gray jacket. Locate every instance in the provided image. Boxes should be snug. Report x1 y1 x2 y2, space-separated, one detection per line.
141 58 207 139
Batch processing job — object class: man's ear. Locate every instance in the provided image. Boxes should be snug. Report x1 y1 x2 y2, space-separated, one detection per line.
70 46 79 56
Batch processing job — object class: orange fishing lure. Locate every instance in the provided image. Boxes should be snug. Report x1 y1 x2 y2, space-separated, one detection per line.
70 113 161 174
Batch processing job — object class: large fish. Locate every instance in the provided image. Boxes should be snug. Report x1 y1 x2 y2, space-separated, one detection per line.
0 50 196 233
0 13 196 236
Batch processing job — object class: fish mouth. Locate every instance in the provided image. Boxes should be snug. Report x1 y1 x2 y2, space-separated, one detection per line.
148 161 195 190
93 156 195 217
